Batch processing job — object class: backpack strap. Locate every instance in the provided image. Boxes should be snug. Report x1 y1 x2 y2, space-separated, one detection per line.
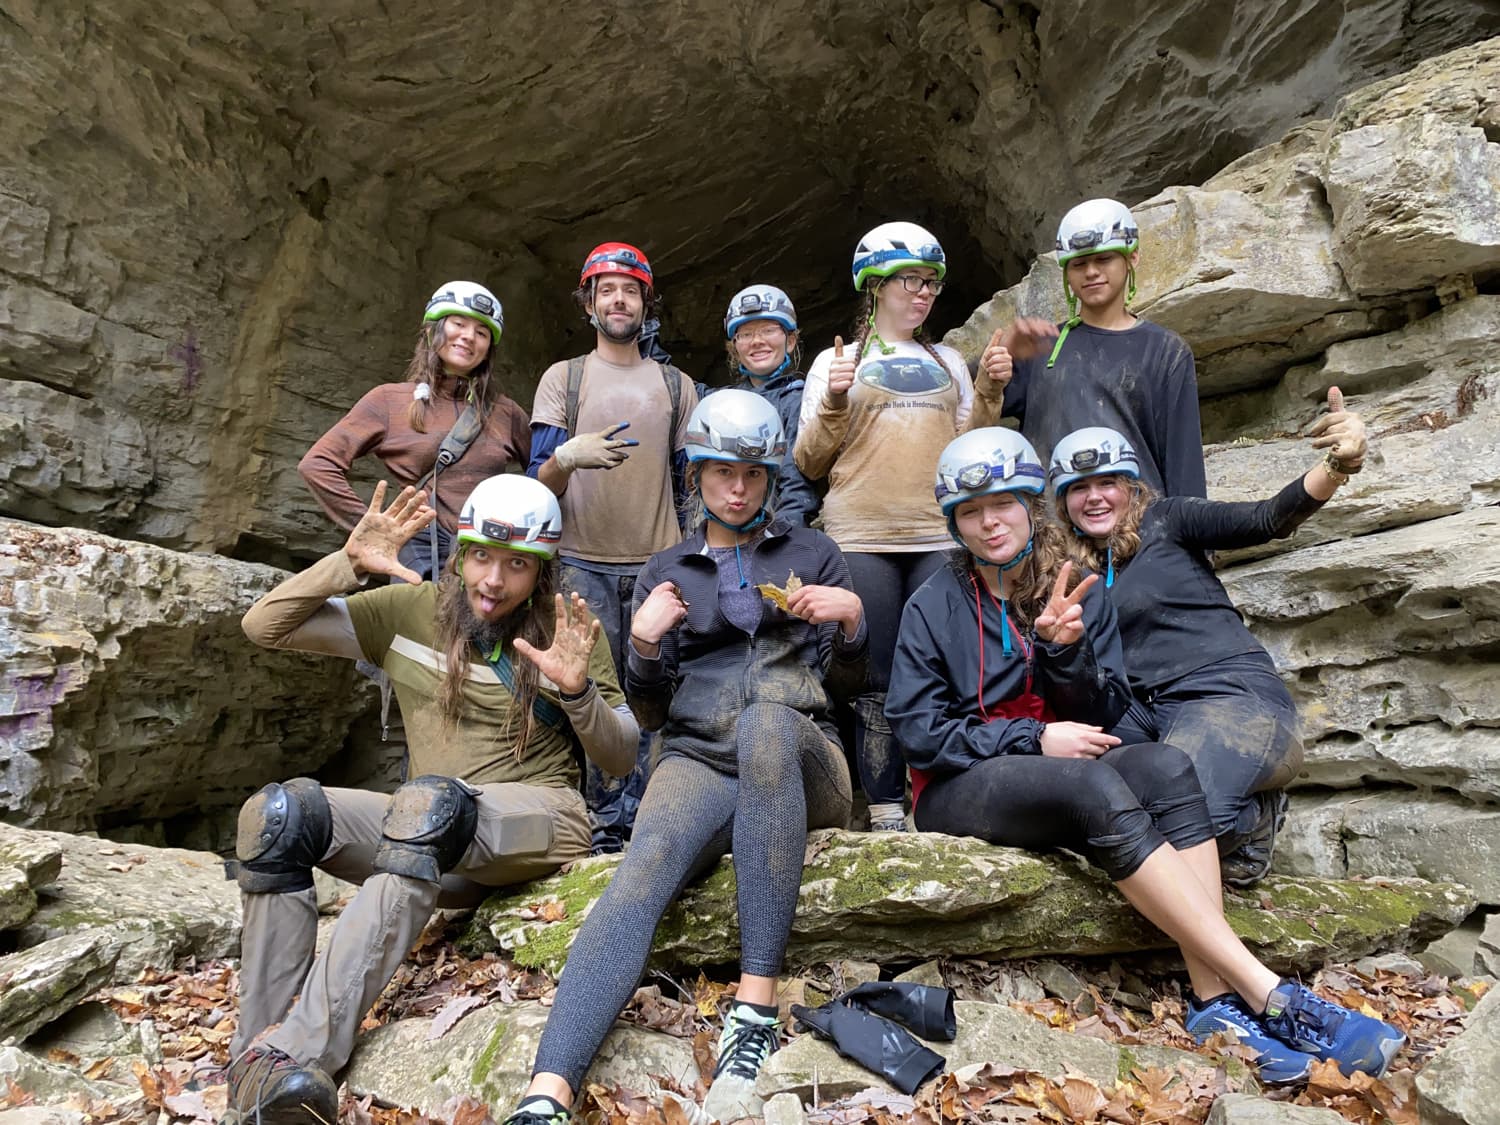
659 362 684 447
413 400 486 495
480 643 569 732
564 355 588 437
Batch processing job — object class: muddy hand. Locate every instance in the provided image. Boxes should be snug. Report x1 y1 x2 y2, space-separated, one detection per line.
1308 385 1366 471
345 481 436 585
826 336 857 398
555 421 638 472
514 592 601 695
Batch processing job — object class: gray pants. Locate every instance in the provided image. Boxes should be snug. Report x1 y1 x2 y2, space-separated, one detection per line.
233 783 590 1073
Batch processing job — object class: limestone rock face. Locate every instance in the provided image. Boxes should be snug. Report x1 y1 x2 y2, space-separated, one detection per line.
1416 986 1500 1125
463 830 1473 974
2 4 1498 558
344 1001 697 1116
0 519 372 830
0 825 62 931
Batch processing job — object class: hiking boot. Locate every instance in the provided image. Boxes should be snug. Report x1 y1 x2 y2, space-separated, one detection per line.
1184 993 1316 1085
1220 790 1288 889
1261 979 1406 1077
702 1002 780 1123
224 1045 337 1125
501 1096 571 1125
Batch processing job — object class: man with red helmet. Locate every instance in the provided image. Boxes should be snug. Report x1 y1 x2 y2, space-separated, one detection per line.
528 241 699 852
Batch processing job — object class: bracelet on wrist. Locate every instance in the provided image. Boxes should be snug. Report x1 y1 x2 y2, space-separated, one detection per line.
1322 451 1353 485
559 678 594 702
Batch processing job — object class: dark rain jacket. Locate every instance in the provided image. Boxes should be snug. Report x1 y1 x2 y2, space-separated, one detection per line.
886 561 1133 777
729 368 820 526
625 518 866 772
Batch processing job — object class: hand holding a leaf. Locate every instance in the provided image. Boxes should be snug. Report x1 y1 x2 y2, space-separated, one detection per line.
760 571 864 638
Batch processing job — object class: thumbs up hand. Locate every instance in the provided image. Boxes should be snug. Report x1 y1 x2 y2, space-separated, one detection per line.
1308 385 1366 472
977 327 1012 399
826 336 857 400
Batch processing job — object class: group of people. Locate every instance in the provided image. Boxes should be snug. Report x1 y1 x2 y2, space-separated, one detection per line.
223 198 1403 1125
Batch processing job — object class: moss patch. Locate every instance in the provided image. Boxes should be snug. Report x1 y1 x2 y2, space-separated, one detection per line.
469 1016 511 1088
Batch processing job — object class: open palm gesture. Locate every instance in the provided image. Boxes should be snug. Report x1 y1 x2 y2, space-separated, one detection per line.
514 592 601 696
344 482 436 585
1033 563 1099 646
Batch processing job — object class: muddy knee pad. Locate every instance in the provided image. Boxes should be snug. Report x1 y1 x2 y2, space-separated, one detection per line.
236 778 332 894
373 775 479 883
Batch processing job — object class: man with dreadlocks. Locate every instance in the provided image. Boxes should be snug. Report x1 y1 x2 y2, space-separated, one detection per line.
228 476 638 1125
527 241 700 852
300 281 532 580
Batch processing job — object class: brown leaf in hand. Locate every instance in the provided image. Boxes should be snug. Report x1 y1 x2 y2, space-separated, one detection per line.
756 571 803 610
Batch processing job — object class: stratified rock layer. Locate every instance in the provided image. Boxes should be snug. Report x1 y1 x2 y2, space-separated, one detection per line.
461 831 1474 975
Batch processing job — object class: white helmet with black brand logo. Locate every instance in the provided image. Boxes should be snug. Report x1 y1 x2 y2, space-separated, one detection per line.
934 428 1046 515
684 389 785 470
425 281 504 341
455 475 562 560
1049 427 1141 494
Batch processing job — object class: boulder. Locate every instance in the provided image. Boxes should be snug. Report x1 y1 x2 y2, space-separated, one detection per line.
1207 1093 1348 1124
0 518 374 830
0 1043 133 1105
0 931 120 1043
1416 986 1500 1124
463 830 1474 974
12 825 240 976
343 1000 697 1116
1276 791 1500 903
0 827 62 933
759 1000 1255 1103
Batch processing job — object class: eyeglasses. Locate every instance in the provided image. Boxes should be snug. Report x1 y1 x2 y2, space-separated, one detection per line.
733 325 786 344
889 274 945 295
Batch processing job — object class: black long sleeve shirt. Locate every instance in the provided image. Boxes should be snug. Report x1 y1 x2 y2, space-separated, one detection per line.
1003 319 1206 499
1111 477 1325 693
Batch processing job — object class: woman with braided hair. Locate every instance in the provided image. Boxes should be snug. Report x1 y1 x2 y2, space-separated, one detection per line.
794 223 1008 831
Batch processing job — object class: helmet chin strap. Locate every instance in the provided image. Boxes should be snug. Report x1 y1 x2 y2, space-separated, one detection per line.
705 506 770 589
739 354 792 381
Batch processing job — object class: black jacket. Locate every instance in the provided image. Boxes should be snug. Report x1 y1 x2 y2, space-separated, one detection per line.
1112 475 1324 694
729 369 820 526
886 561 1132 776
626 518 867 772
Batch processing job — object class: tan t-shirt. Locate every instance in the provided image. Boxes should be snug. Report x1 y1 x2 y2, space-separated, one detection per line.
344 583 624 789
795 339 974 552
531 353 699 564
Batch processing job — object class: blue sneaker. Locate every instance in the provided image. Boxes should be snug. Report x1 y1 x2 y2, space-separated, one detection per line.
1184 993 1316 1084
1261 979 1405 1077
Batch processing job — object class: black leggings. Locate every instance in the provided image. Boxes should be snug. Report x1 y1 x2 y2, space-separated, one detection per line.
531 702 851 1091
914 742 1215 881
843 550 947 804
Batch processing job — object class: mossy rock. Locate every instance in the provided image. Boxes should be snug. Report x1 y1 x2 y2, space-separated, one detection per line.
462 830 1476 974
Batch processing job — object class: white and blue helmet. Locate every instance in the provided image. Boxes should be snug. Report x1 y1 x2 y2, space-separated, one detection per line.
1049 427 1141 494
724 285 797 338
684 389 785 470
851 222 946 292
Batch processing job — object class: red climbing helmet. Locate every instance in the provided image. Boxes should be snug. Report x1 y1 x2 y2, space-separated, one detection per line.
579 242 654 292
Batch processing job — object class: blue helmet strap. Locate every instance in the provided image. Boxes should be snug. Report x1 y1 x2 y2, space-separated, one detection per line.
739 354 792 382
705 507 769 588
1106 545 1115 589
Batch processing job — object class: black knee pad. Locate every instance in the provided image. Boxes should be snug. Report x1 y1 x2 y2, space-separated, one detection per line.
235 778 332 894
373 775 479 883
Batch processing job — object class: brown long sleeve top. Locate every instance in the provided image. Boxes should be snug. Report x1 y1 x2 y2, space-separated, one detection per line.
299 382 532 531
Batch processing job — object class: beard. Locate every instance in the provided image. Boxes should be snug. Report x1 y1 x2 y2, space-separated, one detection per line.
460 595 512 653
596 306 644 343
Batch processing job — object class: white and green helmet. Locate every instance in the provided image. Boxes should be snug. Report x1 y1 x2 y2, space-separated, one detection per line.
851 222 946 292
684 388 786 470
1049 427 1141 494
1055 199 1139 266
724 284 797 338
455 475 562 560
424 281 504 341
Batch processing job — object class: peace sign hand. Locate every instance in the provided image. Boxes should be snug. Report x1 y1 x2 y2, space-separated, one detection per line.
514 592 602 695
344 481 437 585
1033 562 1100 646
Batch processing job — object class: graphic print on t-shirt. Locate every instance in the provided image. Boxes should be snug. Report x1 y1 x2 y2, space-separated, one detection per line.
858 355 952 397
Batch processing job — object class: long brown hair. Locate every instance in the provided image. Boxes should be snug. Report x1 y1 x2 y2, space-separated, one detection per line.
431 549 558 757
1053 477 1155 576
949 494 1074 631
404 316 498 433
851 282 956 383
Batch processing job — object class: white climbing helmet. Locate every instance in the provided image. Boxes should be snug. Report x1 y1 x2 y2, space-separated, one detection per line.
455 475 562 560
934 428 1047 516
424 281 504 341
1049 427 1141 494
851 222 947 292
724 284 798 338
1055 199 1140 266
684 388 786 469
